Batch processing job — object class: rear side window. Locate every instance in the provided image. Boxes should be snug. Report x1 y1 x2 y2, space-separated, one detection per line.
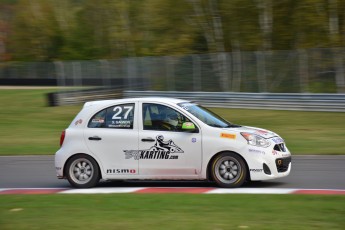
88 103 135 129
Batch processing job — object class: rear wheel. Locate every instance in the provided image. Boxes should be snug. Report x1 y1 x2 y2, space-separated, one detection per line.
211 152 247 188
66 154 100 188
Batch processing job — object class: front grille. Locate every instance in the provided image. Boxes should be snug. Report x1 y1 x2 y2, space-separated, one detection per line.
274 143 286 152
276 157 291 173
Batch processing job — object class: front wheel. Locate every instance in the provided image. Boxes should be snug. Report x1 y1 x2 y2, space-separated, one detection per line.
211 152 247 188
65 154 100 188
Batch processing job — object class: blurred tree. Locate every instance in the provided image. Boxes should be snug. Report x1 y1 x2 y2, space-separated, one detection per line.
49 0 81 60
143 0 196 55
291 0 329 49
272 0 295 50
0 1 15 61
66 0 146 59
256 0 272 51
3 0 345 61
9 0 62 61
220 1 261 51
328 0 345 93
186 0 225 53
186 0 228 89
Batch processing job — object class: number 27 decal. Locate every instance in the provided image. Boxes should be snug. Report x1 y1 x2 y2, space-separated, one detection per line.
112 106 133 120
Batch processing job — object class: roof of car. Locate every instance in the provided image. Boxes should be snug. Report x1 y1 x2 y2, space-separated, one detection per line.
84 97 189 108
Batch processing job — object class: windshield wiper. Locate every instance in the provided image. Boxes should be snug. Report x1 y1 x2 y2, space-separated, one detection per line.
224 124 242 128
209 124 225 128
209 123 240 128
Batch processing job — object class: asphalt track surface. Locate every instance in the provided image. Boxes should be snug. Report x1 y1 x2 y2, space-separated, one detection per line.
0 155 344 190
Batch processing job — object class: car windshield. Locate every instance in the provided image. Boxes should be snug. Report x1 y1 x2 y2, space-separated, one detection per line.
178 102 240 128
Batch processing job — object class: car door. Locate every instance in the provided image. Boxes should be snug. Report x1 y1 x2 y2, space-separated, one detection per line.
137 102 202 178
84 102 139 178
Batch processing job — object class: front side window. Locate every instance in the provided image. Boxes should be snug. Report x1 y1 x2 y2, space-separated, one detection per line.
88 103 135 129
178 102 240 128
143 103 196 132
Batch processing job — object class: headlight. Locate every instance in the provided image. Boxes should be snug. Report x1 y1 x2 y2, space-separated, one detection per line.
241 132 271 148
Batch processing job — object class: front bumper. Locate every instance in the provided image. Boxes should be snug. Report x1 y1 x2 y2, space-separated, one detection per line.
245 140 292 181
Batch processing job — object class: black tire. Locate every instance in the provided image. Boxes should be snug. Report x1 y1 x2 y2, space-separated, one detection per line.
211 152 247 188
65 154 100 188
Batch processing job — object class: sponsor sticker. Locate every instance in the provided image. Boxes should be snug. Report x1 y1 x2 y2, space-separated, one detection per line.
249 149 265 155
106 169 136 174
124 135 184 160
220 133 236 139
180 103 195 111
108 120 131 128
272 137 284 144
75 119 83 126
250 169 263 172
91 118 104 123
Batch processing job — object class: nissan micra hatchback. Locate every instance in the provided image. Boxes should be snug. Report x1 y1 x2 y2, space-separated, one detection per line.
55 97 291 188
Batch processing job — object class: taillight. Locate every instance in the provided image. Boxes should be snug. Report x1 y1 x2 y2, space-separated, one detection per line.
60 130 66 147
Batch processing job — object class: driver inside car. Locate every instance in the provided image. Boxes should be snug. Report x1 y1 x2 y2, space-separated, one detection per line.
159 108 180 131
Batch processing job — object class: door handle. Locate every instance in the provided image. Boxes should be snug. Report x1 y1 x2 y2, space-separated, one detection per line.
88 136 102 141
141 138 155 142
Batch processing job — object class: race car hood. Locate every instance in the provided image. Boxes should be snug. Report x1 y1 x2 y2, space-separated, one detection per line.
225 126 278 139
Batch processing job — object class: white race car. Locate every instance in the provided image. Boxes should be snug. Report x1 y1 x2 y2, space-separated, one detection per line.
55 97 291 188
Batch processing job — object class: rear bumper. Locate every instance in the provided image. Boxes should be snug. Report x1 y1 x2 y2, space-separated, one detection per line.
55 149 65 179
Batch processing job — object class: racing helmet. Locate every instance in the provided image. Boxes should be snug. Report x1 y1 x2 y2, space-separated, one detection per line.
157 135 164 141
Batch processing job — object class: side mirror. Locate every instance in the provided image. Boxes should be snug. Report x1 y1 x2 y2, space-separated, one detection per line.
182 122 197 132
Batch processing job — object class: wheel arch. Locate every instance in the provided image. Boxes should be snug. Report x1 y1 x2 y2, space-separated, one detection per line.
206 150 250 182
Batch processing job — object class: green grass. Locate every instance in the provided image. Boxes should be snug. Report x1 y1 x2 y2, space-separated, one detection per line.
0 89 80 155
0 194 344 230
211 107 345 155
0 89 344 155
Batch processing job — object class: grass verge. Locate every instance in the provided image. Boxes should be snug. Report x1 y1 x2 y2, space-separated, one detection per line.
0 89 80 155
0 194 344 230
0 89 344 155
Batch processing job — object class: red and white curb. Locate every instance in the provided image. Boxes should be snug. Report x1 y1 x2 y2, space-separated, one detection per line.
1 188 345 195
